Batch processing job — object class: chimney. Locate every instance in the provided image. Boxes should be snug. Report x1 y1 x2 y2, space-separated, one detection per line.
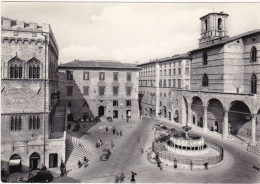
29 22 37 29
17 21 25 28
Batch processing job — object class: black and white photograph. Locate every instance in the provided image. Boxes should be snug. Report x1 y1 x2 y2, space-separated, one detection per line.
1 1 260 183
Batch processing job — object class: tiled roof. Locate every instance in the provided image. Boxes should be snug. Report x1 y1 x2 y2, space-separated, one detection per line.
191 29 260 52
58 60 141 70
138 53 191 66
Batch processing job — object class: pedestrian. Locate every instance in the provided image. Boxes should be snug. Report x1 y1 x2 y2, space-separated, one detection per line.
127 118 129 123
115 175 119 183
155 154 159 161
111 140 114 148
120 172 125 182
78 160 81 168
1 168 6 180
140 146 144 155
130 171 137 183
106 126 108 132
40 164 47 171
83 156 87 162
190 161 193 170
174 158 177 169
60 160 65 176
120 130 122 137
83 160 88 169
137 136 140 143
204 161 208 170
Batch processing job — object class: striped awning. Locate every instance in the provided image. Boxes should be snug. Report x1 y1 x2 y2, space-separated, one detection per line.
9 159 21 166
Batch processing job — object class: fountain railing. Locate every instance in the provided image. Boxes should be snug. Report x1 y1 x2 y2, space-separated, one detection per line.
152 141 224 166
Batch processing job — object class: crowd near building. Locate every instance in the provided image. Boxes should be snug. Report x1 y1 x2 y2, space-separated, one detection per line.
138 12 260 145
58 60 141 122
1 17 65 173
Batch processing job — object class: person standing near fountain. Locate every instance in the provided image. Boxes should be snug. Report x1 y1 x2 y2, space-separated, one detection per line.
174 158 177 169
190 161 193 170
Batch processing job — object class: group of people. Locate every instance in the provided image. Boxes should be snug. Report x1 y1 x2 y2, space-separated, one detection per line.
105 126 123 137
114 172 125 183
78 156 89 169
96 139 103 148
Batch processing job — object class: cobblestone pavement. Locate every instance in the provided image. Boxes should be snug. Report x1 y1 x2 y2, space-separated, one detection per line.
52 117 260 183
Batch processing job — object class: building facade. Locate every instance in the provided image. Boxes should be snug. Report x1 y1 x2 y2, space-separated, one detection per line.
138 54 191 125
58 60 141 122
138 11 260 145
1 17 65 173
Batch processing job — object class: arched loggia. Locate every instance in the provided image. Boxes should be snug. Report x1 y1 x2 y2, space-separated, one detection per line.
191 96 204 128
207 98 224 134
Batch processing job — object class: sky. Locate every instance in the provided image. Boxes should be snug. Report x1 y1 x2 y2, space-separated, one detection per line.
2 2 260 64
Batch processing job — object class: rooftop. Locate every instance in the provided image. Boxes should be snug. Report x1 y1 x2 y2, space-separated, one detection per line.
58 60 141 70
200 11 229 20
138 53 191 66
192 29 260 52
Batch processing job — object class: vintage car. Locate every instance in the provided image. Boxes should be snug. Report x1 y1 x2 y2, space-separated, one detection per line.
100 149 111 161
28 171 54 183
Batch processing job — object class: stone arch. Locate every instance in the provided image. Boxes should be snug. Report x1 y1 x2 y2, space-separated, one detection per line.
191 96 204 128
2 37 9 43
9 37 16 43
9 154 21 173
30 152 40 170
207 98 224 134
23 38 29 44
228 100 251 137
29 39 36 44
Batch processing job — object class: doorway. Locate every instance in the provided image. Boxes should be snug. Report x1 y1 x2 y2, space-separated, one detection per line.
49 153 58 168
30 152 40 170
98 106 105 117
9 154 21 173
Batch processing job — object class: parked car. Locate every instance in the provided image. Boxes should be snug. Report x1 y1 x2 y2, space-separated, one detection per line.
100 149 111 161
28 171 54 183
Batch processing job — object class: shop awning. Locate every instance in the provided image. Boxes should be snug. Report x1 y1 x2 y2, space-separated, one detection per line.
9 159 21 166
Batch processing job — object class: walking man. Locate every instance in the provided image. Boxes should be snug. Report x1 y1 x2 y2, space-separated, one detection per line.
174 158 177 169
140 146 144 155
204 161 208 170
190 161 193 170
111 140 114 148
130 171 137 183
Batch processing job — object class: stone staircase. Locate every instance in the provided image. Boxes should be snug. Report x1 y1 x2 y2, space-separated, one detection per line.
65 134 93 169
248 142 260 155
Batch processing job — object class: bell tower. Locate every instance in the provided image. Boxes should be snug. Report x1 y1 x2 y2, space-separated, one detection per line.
199 11 229 48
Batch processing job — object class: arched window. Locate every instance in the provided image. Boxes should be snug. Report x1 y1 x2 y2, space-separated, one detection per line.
251 73 257 94
202 74 209 86
28 58 41 79
203 51 208 65
9 57 23 79
218 18 222 30
250 47 257 63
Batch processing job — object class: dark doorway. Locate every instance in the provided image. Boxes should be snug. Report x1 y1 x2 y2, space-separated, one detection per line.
83 113 89 121
98 106 105 117
9 154 21 173
49 153 58 168
30 152 40 170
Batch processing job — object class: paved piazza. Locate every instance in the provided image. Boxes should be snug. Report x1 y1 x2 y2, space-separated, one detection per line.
46 117 260 183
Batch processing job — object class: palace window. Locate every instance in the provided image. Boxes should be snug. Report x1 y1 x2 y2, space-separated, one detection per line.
9 58 23 79
126 100 131 107
99 72 105 80
203 51 208 65
113 72 118 81
83 72 89 80
251 73 257 94
113 86 119 96
28 59 41 79
127 73 132 81
29 115 40 130
126 87 132 96
67 86 73 96
66 70 73 80
83 86 89 96
218 18 222 30
10 116 22 131
202 74 209 86
113 100 118 107
250 46 257 63
99 86 105 96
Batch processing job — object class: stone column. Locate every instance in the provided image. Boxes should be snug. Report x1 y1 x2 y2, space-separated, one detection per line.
222 109 229 139
203 105 208 132
188 103 192 126
251 114 256 145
